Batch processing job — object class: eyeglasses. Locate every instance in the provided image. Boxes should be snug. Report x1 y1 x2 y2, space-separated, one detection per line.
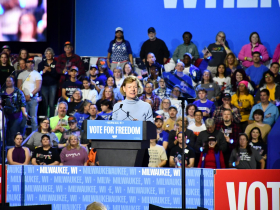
265 75 272 78
42 122 50 124
73 92 81 95
203 74 210 77
162 102 170 104
173 90 180 92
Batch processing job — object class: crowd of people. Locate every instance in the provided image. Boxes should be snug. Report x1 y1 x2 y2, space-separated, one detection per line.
2 27 280 170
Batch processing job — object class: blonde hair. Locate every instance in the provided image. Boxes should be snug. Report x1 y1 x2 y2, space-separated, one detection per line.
120 75 143 96
113 66 123 78
86 202 107 210
159 97 171 110
176 116 188 125
66 134 81 150
224 53 239 67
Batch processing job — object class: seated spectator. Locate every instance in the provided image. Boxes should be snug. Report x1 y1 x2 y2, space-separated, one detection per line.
229 133 265 169
38 47 58 117
195 118 227 153
246 51 269 89
89 64 105 93
67 88 84 116
248 127 267 168
269 62 280 84
7 133 31 165
193 88 216 121
156 97 171 120
139 82 161 111
231 69 254 95
169 132 195 168
98 76 123 101
204 31 232 77
81 76 98 104
164 61 195 98
215 109 242 166
162 106 178 132
168 117 195 150
31 134 60 165
73 100 91 129
195 70 220 106
18 58 42 133
113 66 124 88
154 116 169 150
238 32 269 68
213 63 231 94
249 89 279 126
224 52 242 76
0 76 27 146
60 134 88 166
213 93 241 124
153 78 171 99
255 71 280 104
27 117 58 150
245 109 271 142
107 27 133 70
173 31 199 63
188 110 206 136
143 64 161 88
50 102 70 141
13 48 29 70
98 99 113 120
145 52 165 76
61 66 82 102
231 81 254 131
148 138 167 167
186 104 199 126
96 86 116 112
0 52 15 86
198 136 225 169
169 85 186 117
122 62 138 78
56 41 85 87
59 116 87 148
272 43 280 63
145 99 159 119
97 58 114 84
87 147 99 166
182 53 201 84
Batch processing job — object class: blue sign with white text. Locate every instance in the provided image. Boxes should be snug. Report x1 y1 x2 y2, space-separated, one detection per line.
87 120 143 140
7 166 214 210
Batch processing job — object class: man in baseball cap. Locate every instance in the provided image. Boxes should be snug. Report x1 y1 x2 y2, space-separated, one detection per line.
213 92 241 124
182 52 201 84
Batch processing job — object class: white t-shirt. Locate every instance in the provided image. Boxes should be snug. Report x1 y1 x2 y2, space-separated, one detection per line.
188 123 206 136
156 110 170 121
148 145 167 167
18 70 42 96
82 89 98 104
213 76 231 86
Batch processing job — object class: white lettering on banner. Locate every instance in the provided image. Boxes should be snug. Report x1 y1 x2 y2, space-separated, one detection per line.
163 0 278 8
226 181 280 210
89 126 103 134
89 126 140 135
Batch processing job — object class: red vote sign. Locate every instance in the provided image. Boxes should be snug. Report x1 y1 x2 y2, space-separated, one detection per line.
214 169 280 210
0 164 7 203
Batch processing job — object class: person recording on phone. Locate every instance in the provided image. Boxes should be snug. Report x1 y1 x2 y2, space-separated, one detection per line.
112 76 153 122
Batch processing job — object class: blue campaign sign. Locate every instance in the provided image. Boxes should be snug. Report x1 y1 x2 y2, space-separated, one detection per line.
7 166 214 210
87 120 143 140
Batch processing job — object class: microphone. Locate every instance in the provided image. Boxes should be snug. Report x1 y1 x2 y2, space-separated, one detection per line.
120 106 136 121
111 104 123 115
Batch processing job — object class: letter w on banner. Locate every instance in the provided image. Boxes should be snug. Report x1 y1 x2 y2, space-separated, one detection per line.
214 169 280 210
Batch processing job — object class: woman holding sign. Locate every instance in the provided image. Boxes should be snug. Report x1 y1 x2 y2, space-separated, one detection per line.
112 75 153 122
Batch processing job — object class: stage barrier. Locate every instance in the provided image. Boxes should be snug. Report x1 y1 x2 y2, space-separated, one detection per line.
7 166 214 210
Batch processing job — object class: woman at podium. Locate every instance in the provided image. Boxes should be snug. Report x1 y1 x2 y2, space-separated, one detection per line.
112 76 153 122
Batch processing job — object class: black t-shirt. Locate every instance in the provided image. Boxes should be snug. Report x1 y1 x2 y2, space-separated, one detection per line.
0 65 15 87
67 101 83 116
249 141 267 156
207 43 229 67
32 147 60 165
170 145 195 167
60 129 86 144
62 80 82 98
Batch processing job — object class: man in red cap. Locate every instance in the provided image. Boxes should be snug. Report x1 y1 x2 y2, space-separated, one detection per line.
56 41 85 88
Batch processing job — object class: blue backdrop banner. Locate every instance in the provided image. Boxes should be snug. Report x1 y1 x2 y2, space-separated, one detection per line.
7 166 214 210
75 0 280 58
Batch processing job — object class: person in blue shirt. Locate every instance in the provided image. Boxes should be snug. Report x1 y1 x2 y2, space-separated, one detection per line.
155 115 169 150
98 99 113 120
246 51 269 89
193 88 216 121
249 89 279 126
73 99 91 129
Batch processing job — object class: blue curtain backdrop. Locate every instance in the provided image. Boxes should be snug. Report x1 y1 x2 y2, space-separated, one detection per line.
75 0 280 57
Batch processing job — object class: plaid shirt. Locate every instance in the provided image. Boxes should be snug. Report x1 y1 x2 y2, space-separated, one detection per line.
213 104 241 124
56 53 85 85
139 93 161 111
215 121 242 150
153 87 172 99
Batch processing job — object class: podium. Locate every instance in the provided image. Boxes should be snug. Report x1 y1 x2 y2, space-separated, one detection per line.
83 120 156 166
